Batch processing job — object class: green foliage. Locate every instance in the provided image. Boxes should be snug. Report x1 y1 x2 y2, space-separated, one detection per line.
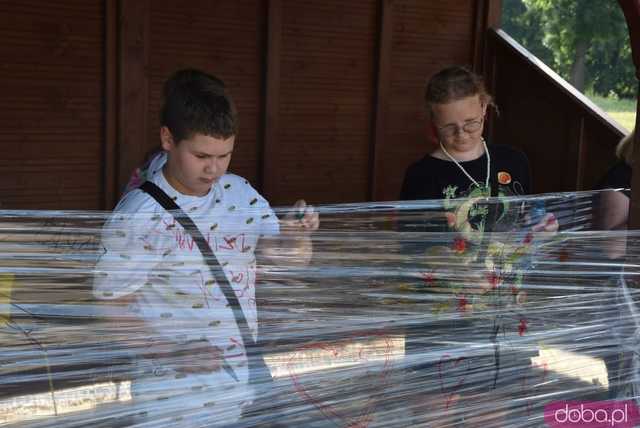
502 0 554 66
502 0 637 99
588 37 637 98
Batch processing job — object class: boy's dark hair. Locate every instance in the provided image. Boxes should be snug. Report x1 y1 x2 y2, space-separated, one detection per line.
424 66 495 117
161 68 238 142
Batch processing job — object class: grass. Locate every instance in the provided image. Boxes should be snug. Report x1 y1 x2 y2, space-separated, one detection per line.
586 92 636 131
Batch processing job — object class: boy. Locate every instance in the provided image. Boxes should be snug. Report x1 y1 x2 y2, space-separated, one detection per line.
94 69 318 426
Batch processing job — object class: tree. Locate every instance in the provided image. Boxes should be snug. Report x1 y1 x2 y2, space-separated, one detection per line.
502 0 636 98
502 0 554 67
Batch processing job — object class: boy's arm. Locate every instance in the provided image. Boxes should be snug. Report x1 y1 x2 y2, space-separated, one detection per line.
93 233 161 300
92 211 153 360
93 208 231 374
257 200 319 267
93 290 226 374
94 191 170 300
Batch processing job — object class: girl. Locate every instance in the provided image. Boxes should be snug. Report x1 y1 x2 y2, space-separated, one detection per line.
400 65 557 233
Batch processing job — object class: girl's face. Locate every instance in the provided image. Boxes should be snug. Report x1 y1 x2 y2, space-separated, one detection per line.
431 95 486 155
160 127 235 197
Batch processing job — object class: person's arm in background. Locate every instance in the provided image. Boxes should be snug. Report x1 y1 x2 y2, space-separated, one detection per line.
599 190 630 259
594 151 632 258
599 190 630 231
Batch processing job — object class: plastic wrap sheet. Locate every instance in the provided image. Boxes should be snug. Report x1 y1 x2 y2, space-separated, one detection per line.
1 190 639 427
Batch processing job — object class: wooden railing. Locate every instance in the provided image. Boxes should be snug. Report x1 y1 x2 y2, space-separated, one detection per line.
484 28 627 194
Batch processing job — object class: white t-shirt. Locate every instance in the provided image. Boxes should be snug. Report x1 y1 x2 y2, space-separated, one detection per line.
94 152 279 394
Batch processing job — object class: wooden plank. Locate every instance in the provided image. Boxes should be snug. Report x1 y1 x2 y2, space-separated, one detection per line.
486 0 502 28
483 30 499 144
472 0 486 72
371 0 394 201
118 0 149 194
473 0 501 73
263 0 283 200
103 0 118 209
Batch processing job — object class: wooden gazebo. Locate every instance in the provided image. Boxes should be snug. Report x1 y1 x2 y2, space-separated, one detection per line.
0 0 636 214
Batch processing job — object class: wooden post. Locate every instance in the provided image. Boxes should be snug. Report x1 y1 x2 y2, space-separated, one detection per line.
618 0 640 229
473 0 502 73
262 0 283 202
104 0 118 210
118 0 150 196
370 0 393 201
476 1 502 155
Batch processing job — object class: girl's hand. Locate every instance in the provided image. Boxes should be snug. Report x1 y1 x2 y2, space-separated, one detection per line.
531 212 558 233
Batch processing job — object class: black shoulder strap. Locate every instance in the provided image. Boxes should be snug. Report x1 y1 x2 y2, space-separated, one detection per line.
139 182 265 375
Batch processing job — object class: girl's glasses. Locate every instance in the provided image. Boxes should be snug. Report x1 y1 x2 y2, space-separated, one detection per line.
437 117 484 138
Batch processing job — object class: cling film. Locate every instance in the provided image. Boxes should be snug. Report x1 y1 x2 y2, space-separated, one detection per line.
0 273 14 326
0 190 638 427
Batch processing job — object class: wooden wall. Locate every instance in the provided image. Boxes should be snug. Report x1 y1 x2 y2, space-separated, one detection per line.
120 0 268 193
372 1 483 201
0 0 105 209
265 0 378 204
0 0 499 209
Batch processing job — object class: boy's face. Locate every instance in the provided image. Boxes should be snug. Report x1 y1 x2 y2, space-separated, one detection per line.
160 127 235 197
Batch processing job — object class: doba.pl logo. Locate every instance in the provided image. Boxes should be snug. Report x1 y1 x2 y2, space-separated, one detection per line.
544 401 640 428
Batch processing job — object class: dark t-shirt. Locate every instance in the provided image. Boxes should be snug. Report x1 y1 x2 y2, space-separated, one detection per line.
596 161 631 197
400 144 531 200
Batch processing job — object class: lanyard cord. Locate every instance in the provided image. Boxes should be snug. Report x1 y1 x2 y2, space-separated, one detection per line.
439 138 491 191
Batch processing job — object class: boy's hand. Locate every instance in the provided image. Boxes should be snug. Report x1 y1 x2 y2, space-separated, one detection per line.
259 200 319 267
281 200 319 233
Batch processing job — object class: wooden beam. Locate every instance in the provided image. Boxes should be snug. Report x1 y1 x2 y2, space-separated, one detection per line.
370 0 393 201
473 0 502 74
472 0 486 72
483 30 499 145
103 0 118 210
486 0 502 28
262 0 283 201
118 0 150 196
618 0 640 229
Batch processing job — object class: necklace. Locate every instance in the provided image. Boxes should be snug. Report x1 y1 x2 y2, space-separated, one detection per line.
439 138 491 191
